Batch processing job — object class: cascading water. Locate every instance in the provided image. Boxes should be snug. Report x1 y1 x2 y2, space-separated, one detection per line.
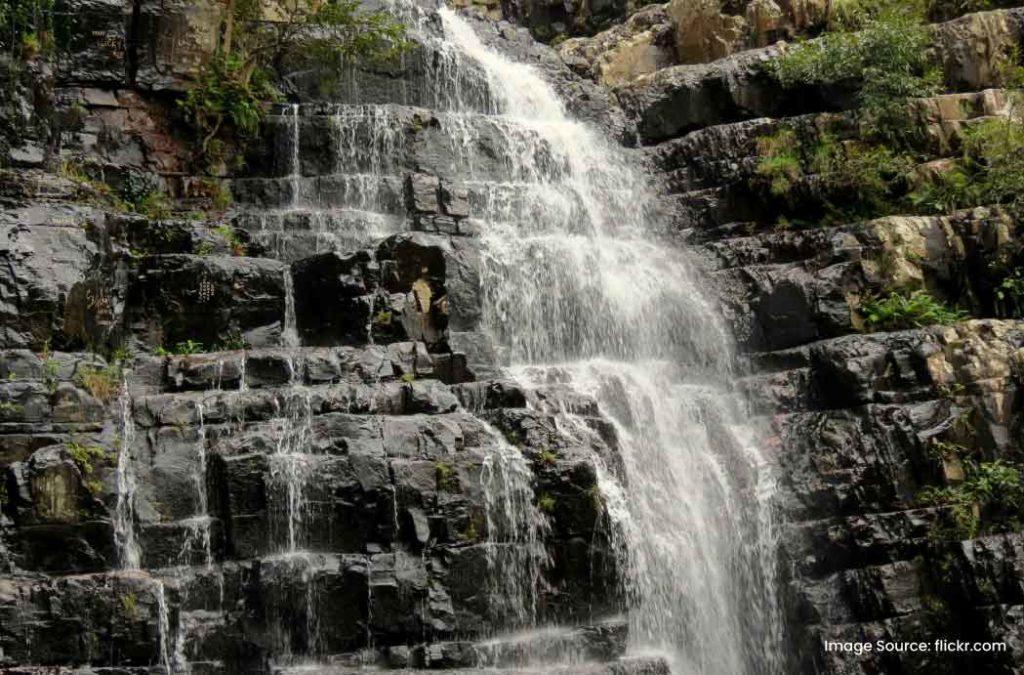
114 377 141 570
282 269 301 348
422 7 783 674
479 431 550 629
290 103 301 208
182 401 213 568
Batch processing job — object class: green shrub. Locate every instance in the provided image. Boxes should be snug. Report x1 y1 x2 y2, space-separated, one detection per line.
860 290 966 331
755 129 802 196
74 364 121 402
909 118 1024 213
217 330 250 351
180 0 409 166
536 448 558 466
925 0 999 21
995 268 1024 318
67 441 109 476
0 0 55 54
155 339 206 356
770 1 941 141
211 224 246 255
537 493 557 514
435 462 459 492
918 459 1024 538
755 128 915 221
179 54 277 163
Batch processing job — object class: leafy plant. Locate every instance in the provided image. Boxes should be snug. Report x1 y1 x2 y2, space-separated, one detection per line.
435 462 459 492
925 0 1001 21
155 339 206 356
0 0 55 55
67 441 111 494
39 341 59 392
120 592 138 618
212 224 246 256
995 268 1024 318
755 129 802 196
218 330 250 351
755 127 915 221
860 290 966 331
460 510 485 542
537 493 557 514
74 364 121 402
770 1 941 142
536 448 558 466
918 459 1024 538
179 0 410 165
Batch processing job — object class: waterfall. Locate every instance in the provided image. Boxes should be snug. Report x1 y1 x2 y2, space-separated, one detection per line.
282 269 300 348
289 103 301 207
431 7 782 674
154 577 174 673
113 377 141 570
479 430 550 629
188 401 213 568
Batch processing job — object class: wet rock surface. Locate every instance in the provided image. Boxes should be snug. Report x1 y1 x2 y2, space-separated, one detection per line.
1 0 1024 674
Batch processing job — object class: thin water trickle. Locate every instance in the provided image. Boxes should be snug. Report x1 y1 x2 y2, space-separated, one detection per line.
114 377 141 570
479 428 550 629
289 103 301 207
155 579 173 673
282 269 300 349
191 402 213 568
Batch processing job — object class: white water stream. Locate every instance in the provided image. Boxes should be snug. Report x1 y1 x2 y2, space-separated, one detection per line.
426 7 783 673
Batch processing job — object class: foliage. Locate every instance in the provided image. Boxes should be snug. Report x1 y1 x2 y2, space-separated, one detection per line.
925 0 1005 22
755 128 915 221
435 462 459 492
218 330 250 351
155 339 206 356
39 341 59 392
67 441 110 496
918 459 1024 538
826 0 925 30
212 224 247 255
460 510 485 541
58 162 175 217
0 0 54 55
537 493 557 514
755 129 802 196
771 0 941 141
120 592 138 618
912 117 1024 212
179 54 278 162
180 0 410 166
994 268 1024 318
860 290 966 331
74 363 121 402
536 448 558 466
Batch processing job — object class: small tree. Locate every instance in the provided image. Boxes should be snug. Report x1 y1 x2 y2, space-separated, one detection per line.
180 0 409 165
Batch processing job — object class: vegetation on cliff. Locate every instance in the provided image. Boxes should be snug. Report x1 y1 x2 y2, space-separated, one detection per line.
181 0 409 167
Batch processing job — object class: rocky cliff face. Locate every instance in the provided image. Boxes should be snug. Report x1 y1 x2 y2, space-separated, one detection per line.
1 1 1023 674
